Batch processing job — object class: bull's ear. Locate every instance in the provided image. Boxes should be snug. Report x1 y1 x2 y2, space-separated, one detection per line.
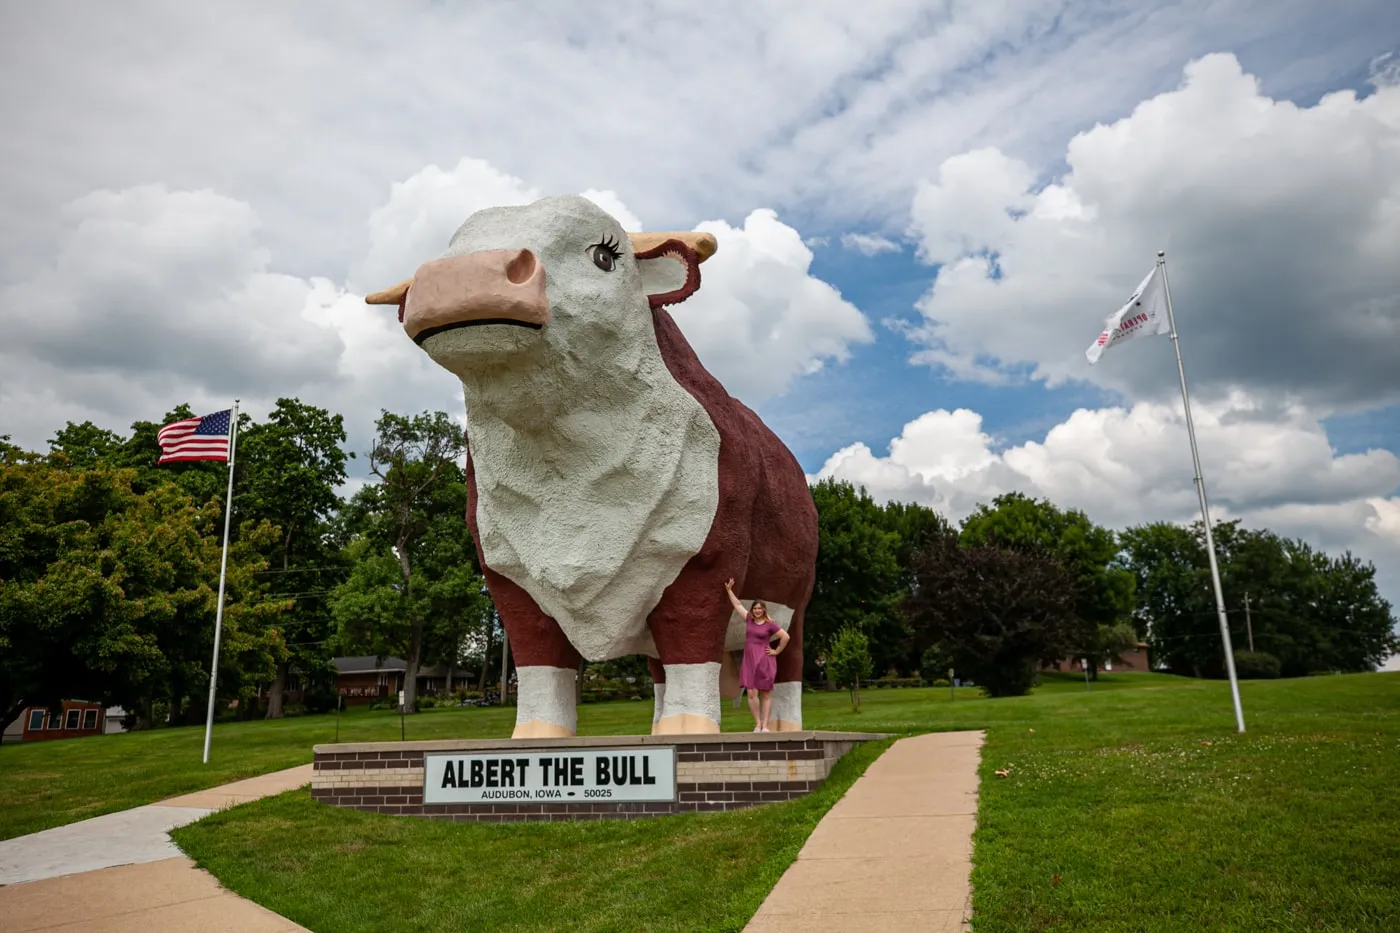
635 238 703 309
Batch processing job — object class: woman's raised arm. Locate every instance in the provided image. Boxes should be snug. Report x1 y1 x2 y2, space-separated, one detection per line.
723 578 747 615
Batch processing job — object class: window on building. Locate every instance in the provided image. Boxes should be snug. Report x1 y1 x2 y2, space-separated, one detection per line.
27 710 45 731
83 709 99 730
65 709 81 729
47 711 61 729
378 672 387 687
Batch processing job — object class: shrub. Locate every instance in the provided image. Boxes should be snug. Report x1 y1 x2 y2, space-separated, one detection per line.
931 678 951 688
1234 651 1282 679
827 626 874 712
303 688 338 714
867 677 922 689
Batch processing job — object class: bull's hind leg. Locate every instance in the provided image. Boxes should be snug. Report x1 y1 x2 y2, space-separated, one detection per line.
648 657 666 734
486 568 583 738
771 606 805 732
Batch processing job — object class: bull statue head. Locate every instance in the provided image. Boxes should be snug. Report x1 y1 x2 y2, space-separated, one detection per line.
365 195 716 384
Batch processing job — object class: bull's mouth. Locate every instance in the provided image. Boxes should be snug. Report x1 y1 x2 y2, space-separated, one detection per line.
412 318 544 346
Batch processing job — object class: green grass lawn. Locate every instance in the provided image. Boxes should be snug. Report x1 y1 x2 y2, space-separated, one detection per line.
8 672 1400 931
1 699 634 840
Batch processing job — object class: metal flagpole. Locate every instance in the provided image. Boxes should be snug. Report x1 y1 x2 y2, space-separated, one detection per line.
499 627 510 707
1158 252 1246 733
203 400 240 763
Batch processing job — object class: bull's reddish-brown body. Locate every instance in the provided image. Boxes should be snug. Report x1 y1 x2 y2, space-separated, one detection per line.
465 301 818 686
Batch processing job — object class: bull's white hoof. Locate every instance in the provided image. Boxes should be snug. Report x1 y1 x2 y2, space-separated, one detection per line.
655 662 721 732
514 665 578 737
770 681 803 732
653 713 721 735
513 720 576 738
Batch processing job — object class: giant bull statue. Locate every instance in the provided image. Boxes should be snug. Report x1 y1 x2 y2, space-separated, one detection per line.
366 195 818 736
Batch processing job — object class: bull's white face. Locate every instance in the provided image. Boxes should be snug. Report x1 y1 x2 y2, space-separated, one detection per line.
412 195 662 383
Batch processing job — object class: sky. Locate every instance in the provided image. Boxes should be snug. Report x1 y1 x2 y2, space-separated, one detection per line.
1 1 1397 667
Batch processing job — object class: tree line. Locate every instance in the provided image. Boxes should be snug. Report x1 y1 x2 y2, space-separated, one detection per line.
2 400 1395 730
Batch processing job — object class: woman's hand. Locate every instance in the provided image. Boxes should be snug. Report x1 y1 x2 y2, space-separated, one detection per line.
765 647 780 657
723 578 745 615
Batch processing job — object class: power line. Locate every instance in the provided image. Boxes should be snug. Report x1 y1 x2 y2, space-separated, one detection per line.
253 566 345 576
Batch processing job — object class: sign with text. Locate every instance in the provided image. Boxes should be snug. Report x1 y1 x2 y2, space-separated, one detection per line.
422 747 677 805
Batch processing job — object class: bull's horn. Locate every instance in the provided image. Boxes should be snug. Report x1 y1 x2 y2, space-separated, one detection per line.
366 279 411 305
629 231 718 263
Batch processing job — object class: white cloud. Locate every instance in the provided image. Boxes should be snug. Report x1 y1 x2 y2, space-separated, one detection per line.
816 393 1400 525
4 3 1396 289
0 182 468 465
840 233 902 256
579 190 643 232
0 160 869 462
1371 50 1400 89
351 158 540 295
904 54 1400 413
675 209 874 402
813 394 1400 641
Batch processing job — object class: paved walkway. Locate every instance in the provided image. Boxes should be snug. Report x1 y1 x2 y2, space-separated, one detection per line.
745 730 985 933
0 764 313 931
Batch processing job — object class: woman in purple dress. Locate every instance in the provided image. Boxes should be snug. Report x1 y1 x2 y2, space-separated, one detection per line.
725 578 790 732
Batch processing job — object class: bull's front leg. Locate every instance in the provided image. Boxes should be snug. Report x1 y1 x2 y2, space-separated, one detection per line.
646 570 731 735
771 606 805 732
486 568 583 738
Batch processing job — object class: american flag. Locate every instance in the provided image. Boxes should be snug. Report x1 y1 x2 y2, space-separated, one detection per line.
157 410 232 463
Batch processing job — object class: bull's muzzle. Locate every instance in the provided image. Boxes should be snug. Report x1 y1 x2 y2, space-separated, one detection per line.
399 248 549 345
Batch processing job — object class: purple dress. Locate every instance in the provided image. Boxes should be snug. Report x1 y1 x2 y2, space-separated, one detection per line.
739 614 781 692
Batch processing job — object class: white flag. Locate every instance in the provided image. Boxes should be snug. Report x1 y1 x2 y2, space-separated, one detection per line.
1085 265 1172 363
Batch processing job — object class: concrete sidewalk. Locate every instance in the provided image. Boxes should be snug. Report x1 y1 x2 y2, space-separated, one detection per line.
0 764 313 931
745 730 984 933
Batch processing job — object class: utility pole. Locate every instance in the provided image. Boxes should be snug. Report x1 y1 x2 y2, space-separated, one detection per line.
1245 592 1254 653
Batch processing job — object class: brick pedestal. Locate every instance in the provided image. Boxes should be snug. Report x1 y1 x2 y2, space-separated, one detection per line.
312 731 886 822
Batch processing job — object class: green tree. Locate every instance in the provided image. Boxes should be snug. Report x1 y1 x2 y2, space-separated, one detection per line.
960 492 1135 678
1121 519 1397 678
807 479 902 681
1119 521 1216 675
0 451 285 728
46 407 239 506
904 532 1080 697
329 411 469 713
236 399 350 717
46 421 123 469
826 626 873 711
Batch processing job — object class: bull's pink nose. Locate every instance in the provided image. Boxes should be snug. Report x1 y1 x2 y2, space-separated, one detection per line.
403 248 549 343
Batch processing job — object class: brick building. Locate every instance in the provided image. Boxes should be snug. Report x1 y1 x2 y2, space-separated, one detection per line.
332 656 462 705
1042 643 1154 674
2 700 110 743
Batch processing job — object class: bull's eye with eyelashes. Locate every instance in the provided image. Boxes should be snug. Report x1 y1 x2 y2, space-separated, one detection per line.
588 236 623 272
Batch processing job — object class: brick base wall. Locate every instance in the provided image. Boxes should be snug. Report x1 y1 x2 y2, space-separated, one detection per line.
311 731 885 822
